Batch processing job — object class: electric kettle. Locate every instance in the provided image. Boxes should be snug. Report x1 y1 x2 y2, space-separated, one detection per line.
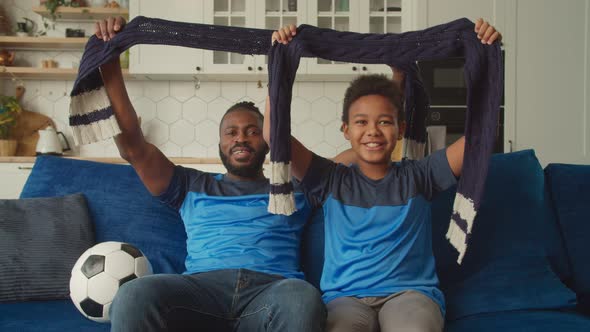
35 126 71 155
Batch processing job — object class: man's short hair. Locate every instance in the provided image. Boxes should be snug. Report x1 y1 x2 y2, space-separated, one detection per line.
220 101 264 130
341 74 404 124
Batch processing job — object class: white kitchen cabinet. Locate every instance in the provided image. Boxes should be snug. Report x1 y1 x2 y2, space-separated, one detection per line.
256 0 309 75
304 0 416 76
129 0 204 75
201 0 258 75
0 163 33 199
304 0 360 75
128 0 416 78
359 0 417 75
202 0 307 76
129 0 307 77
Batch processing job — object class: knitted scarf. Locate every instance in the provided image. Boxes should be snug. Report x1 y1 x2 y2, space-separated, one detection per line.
69 16 503 263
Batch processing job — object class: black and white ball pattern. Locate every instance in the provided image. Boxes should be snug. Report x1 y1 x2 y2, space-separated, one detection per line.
69 241 153 323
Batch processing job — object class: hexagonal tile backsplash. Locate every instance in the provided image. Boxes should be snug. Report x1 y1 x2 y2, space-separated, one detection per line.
4 78 351 158
2 0 351 159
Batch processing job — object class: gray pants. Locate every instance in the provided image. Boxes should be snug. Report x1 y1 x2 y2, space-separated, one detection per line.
326 290 444 332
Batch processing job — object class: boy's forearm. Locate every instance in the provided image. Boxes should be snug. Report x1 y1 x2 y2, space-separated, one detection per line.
446 136 465 177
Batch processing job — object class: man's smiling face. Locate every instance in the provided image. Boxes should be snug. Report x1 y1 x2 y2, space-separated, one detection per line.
218 109 268 180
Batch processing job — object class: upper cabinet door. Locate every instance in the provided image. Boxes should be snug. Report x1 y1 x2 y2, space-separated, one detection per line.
305 0 360 75
202 0 257 74
129 0 203 75
256 0 307 75
360 0 416 75
305 0 415 76
201 0 306 76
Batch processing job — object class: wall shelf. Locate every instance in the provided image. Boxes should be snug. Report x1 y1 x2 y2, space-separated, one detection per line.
0 66 133 80
0 36 87 50
32 6 129 20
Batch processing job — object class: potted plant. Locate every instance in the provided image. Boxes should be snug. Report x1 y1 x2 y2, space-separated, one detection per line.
42 0 83 20
0 95 22 156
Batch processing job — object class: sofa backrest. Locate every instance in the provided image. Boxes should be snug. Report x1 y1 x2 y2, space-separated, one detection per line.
430 149 576 320
20 156 324 285
545 163 590 314
20 156 188 275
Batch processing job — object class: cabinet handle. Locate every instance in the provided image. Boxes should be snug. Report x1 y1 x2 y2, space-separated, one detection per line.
362 66 367 71
248 66 253 71
18 166 33 170
195 66 201 71
352 66 357 71
508 140 513 152
257 66 263 71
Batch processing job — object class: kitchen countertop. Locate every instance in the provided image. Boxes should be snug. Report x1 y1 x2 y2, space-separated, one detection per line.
0 156 226 164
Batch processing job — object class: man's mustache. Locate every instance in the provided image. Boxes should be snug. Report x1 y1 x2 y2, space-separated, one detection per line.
230 142 254 153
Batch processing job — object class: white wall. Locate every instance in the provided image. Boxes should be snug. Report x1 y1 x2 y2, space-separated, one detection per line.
513 0 590 165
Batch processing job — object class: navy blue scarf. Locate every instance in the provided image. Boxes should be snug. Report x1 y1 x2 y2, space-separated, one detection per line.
69 16 503 263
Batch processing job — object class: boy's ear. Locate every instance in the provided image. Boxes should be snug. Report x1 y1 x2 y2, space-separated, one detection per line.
398 121 407 140
342 122 351 140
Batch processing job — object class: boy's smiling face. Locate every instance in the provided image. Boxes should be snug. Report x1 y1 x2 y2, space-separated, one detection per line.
342 94 405 169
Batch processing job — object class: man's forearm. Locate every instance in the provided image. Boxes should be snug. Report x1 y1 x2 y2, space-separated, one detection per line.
100 58 146 160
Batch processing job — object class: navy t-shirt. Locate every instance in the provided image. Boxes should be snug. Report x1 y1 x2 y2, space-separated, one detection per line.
158 166 312 279
301 149 457 313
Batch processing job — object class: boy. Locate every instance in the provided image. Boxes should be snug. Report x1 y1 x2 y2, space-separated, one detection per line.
267 19 501 332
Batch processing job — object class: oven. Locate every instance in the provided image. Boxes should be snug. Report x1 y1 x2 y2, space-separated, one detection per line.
417 53 505 154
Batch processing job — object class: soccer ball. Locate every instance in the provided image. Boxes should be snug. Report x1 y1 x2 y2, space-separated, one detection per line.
69 241 153 323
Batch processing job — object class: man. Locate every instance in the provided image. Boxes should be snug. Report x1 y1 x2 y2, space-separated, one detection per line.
95 17 325 332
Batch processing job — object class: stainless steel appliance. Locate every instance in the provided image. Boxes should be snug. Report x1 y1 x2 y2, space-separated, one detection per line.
417 53 505 153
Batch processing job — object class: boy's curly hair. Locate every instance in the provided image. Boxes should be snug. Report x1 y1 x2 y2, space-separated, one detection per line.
342 74 404 124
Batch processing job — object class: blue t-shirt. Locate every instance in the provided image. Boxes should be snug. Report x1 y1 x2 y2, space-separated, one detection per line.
301 149 457 313
158 166 312 279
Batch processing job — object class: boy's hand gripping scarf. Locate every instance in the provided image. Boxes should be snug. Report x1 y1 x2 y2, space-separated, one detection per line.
69 16 503 263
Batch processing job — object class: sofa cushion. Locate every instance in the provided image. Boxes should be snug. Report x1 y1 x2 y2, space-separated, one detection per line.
431 149 576 320
0 193 94 302
445 309 590 332
20 156 187 274
545 163 590 313
0 300 109 332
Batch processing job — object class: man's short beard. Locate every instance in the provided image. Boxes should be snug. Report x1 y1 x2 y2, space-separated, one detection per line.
219 145 267 179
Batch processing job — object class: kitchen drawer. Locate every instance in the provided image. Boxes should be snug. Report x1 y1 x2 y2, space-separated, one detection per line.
0 163 34 199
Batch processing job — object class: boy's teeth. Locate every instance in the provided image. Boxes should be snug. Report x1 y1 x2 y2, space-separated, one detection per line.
366 143 379 147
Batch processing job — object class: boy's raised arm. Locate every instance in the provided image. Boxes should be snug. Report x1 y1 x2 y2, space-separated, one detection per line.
445 18 502 178
446 136 465 177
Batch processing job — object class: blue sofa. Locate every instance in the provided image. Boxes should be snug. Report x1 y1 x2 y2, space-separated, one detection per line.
1 149 588 331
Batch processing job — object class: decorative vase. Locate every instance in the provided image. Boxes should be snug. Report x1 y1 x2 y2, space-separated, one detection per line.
0 139 17 156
